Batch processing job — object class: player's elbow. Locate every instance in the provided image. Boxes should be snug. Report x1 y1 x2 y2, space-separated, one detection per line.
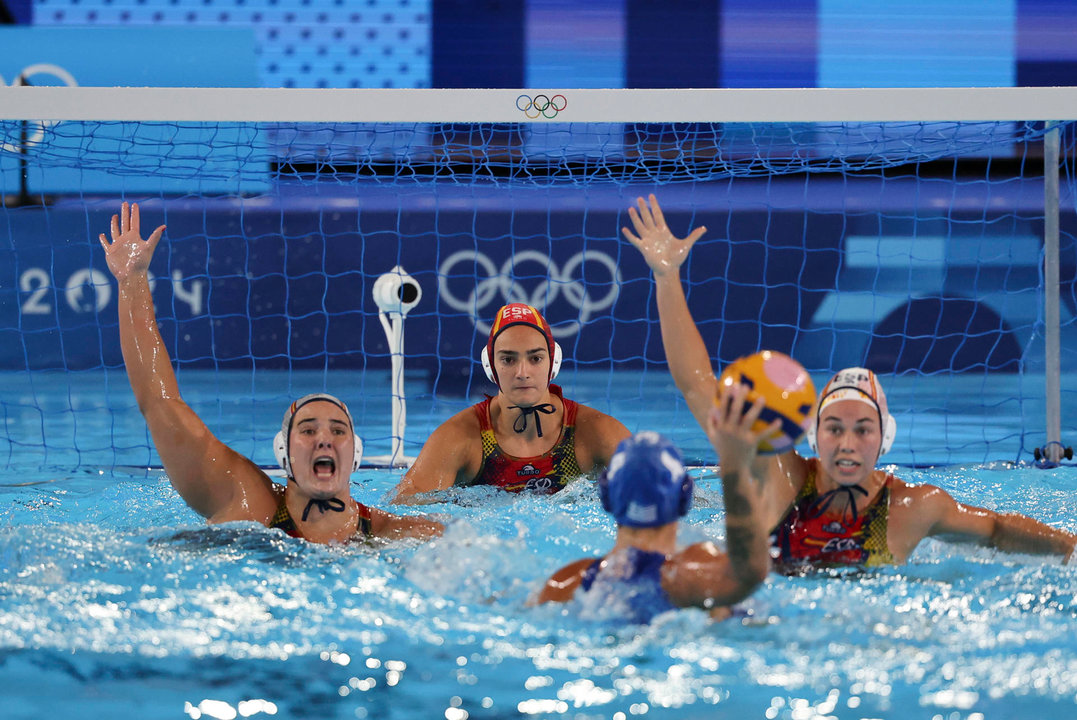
390 484 418 504
733 555 770 600
390 470 442 504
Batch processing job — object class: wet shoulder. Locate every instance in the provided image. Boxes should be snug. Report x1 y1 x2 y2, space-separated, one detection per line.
571 403 631 459
211 473 282 526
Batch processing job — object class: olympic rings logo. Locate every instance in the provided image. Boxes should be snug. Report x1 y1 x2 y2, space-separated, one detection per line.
439 249 620 338
516 93 567 119
1 63 78 155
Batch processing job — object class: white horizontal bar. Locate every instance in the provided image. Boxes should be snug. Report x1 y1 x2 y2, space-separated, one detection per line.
1 86 1076 123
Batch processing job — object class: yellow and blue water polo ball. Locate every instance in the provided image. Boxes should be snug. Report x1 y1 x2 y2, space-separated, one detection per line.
717 350 816 454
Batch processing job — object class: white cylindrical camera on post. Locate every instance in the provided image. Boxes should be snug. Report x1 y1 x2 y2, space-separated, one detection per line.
373 266 422 316
370 266 421 468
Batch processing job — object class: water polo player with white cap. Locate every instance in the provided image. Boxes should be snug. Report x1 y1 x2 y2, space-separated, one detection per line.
770 368 900 567
393 303 630 501
534 383 774 622
624 194 1076 567
100 202 442 543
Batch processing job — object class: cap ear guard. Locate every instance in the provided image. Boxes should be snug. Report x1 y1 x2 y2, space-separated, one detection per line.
480 342 562 385
880 414 896 456
274 430 290 476
273 430 364 478
481 345 495 384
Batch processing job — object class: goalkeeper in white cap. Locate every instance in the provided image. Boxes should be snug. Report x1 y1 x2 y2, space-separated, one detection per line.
100 202 442 544
624 193 1075 569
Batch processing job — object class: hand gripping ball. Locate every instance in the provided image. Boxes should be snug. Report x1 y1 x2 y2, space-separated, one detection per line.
717 350 817 455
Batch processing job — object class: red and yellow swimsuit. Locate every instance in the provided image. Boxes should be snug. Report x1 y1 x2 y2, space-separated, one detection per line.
771 459 895 568
269 497 373 540
467 384 583 493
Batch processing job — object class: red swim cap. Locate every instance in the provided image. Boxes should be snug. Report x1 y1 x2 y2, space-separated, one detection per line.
484 303 558 387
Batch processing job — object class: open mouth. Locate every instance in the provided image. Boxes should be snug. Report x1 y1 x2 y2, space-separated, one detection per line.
313 457 337 478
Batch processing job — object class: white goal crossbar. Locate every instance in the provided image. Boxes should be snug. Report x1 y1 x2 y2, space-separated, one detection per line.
1 86 1076 123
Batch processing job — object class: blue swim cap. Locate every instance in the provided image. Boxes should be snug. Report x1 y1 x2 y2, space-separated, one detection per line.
599 432 693 528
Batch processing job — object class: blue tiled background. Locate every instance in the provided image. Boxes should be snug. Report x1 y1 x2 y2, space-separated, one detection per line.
10 0 1077 89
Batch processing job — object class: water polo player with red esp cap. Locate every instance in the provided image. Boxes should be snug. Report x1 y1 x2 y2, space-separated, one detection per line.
392 303 630 501
100 201 442 544
624 193 1076 567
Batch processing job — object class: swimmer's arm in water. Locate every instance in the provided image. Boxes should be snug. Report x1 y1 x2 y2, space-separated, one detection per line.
531 558 593 605
368 507 445 540
391 410 480 503
897 483 1077 561
622 194 715 433
100 202 272 520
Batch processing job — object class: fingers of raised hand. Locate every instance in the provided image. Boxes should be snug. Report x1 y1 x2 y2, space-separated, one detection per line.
647 193 666 227
110 213 120 240
120 202 131 234
756 418 782 445
634 196 657 229
147 224 166 250
685 225 707 246
718 382 750 420
739 394 766 429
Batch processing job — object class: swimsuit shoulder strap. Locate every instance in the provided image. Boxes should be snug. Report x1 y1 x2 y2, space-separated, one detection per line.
269 496 300 538
472 395 495 432
796 460 820 502
549 384 578 426
355 501 373 537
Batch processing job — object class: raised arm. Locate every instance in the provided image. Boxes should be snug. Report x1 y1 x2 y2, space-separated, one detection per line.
100 202 269 519
623 195 809 526
666 384 775 608
622 194 717 432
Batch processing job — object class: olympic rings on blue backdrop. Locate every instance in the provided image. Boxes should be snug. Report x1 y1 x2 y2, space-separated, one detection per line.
438 248 620 338
516 94 568 119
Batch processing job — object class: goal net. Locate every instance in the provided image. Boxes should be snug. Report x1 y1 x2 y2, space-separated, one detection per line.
1 86 1075 468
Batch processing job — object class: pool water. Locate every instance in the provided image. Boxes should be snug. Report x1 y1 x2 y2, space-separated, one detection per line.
2 370 1077 719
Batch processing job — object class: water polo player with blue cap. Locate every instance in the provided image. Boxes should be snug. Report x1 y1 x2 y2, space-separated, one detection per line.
534 384 775 622
100 202 442 543
624 194 1076 567
392 303 630 500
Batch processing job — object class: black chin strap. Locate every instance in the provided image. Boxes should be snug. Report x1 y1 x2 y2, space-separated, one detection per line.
301 497 347 522
806 484 869 527
508 403 556 438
